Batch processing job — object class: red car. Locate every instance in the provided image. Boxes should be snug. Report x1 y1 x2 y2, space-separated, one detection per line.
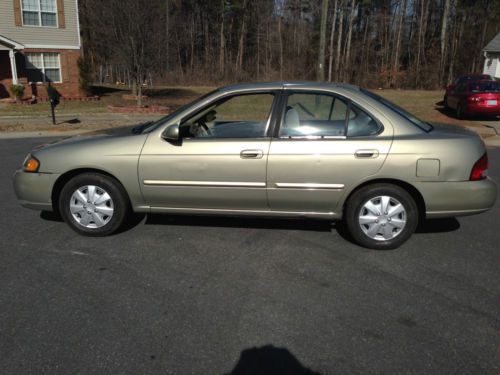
444 80 500 118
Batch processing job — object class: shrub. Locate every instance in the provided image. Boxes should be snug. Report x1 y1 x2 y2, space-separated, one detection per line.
10 84 24 101
77 56 93 96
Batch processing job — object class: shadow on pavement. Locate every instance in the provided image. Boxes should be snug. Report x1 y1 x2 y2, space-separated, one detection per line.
226 345 321 375
146 214 333 232
416 218 460 233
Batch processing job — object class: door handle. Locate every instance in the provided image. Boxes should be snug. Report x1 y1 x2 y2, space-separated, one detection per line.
240 149 264 159
355 149 379 158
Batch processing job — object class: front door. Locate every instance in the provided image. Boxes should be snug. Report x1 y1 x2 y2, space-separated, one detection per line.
267 91 393 214
139 91 278 210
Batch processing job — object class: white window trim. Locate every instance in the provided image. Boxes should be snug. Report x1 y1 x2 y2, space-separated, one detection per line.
26 52 62 84
21 0 59 28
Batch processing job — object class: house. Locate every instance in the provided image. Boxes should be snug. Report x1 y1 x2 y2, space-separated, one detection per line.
0 0 81 99
483 32 500 79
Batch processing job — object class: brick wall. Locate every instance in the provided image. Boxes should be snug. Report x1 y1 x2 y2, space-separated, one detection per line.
0 48 82 99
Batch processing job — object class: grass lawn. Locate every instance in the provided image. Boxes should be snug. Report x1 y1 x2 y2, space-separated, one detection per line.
0 85 486 129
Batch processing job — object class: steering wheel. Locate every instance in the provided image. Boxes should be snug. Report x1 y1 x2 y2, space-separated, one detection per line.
198 120 212 136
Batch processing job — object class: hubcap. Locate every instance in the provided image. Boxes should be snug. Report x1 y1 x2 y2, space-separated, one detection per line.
358 195 407 241
69 185 114 229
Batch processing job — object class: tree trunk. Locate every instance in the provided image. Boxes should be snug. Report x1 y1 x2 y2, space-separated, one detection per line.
317 0 329 81
334 2 344 82
343 0 356 82
391 0 407 88
278 16 283 80
440 0 451 84
219 1 225 74
328 0 338 82
235 3 247 74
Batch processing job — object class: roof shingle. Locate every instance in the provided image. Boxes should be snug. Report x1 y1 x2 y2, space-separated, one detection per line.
483 32 500 52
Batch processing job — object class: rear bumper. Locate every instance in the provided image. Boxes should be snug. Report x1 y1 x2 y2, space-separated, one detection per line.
13 170 60 211
465 105 500 116
417 178 497 218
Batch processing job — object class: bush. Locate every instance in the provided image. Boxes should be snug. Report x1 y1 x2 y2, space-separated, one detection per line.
10 84 24 101
77 56 93 96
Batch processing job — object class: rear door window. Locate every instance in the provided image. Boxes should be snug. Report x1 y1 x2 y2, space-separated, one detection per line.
279 91 382 138
280 93 348 137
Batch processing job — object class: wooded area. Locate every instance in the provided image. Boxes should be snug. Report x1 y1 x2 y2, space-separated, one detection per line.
79 0 500 90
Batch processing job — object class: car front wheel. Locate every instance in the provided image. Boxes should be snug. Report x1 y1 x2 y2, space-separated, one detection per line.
345 184 419 250
59 173 129 236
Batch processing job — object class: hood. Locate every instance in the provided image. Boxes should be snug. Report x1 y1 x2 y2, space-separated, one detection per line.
33 125 139 151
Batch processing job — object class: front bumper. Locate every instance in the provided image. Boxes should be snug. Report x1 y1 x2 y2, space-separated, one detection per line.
417 178 497 218
13 170 60 211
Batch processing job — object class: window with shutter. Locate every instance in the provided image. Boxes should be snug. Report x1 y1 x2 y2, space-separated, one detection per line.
21 0 58 27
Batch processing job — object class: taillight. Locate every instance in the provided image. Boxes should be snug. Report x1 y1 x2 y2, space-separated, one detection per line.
468 96 483 103
470 153 488 181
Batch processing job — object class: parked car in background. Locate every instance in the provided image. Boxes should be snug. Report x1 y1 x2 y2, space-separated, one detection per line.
444 80 500 118
444 74 493 108
13 82 497 250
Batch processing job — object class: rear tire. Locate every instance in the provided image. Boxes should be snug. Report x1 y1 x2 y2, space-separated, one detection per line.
456 103 466 119
59 173 129 236
345 184 418 250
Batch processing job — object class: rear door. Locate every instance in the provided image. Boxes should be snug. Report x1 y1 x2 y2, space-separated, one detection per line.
266 90 393 214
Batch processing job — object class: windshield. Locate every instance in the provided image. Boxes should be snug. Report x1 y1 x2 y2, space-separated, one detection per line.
137 89 219 134
469 81 500 93
361 89 433 132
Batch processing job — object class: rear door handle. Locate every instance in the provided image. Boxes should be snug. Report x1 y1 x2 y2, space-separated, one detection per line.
355 149 379 158
240 149 264 159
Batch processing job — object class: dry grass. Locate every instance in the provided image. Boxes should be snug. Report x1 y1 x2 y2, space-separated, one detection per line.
0 85 487 129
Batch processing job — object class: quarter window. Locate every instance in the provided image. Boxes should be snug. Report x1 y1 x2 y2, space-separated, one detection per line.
181 93 275 138
22 0 57 27
25 52 62 83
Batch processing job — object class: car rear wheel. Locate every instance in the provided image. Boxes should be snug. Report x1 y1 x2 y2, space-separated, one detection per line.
345 184 418 250
456 103 466 119
59 173 129 236
443 95 449 108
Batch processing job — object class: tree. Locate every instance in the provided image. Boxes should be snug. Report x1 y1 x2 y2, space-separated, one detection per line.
317 0 329 81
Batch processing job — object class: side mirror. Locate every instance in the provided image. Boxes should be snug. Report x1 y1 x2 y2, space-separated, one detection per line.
162 124 179 141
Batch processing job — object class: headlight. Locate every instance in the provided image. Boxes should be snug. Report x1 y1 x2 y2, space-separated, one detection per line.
23 154 40 172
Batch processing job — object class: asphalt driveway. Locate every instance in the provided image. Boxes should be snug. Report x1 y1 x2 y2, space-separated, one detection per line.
1 138 499 374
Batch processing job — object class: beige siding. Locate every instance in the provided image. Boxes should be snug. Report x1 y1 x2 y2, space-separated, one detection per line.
0 0 80 48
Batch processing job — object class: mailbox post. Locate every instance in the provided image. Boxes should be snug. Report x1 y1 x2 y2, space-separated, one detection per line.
47 84 60 125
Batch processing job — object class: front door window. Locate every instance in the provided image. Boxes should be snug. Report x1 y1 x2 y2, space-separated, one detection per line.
181 93 275 139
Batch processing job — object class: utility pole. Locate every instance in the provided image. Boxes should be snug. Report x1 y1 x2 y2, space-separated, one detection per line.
317 0 329 81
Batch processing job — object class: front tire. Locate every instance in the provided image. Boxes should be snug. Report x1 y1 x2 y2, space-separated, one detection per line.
59 173 129 236
345 184 418 250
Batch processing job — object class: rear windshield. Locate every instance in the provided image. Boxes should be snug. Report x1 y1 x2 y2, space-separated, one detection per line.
468 81 500 93
458 75 492 83
361 89 433 132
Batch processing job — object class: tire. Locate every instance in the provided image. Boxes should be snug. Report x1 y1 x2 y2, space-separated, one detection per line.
59 172 129 236
456 103 466 119
345 184 419 250
443 95 449 108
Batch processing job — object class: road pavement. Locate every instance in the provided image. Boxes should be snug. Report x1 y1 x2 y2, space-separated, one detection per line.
1 138 499 374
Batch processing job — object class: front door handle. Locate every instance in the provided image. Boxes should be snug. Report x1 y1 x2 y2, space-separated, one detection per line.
240 149 264 159
355 149 379 158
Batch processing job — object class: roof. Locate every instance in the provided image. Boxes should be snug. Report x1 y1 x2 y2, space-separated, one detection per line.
219 81 361 93
0 34 24 49
483 32 500 52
